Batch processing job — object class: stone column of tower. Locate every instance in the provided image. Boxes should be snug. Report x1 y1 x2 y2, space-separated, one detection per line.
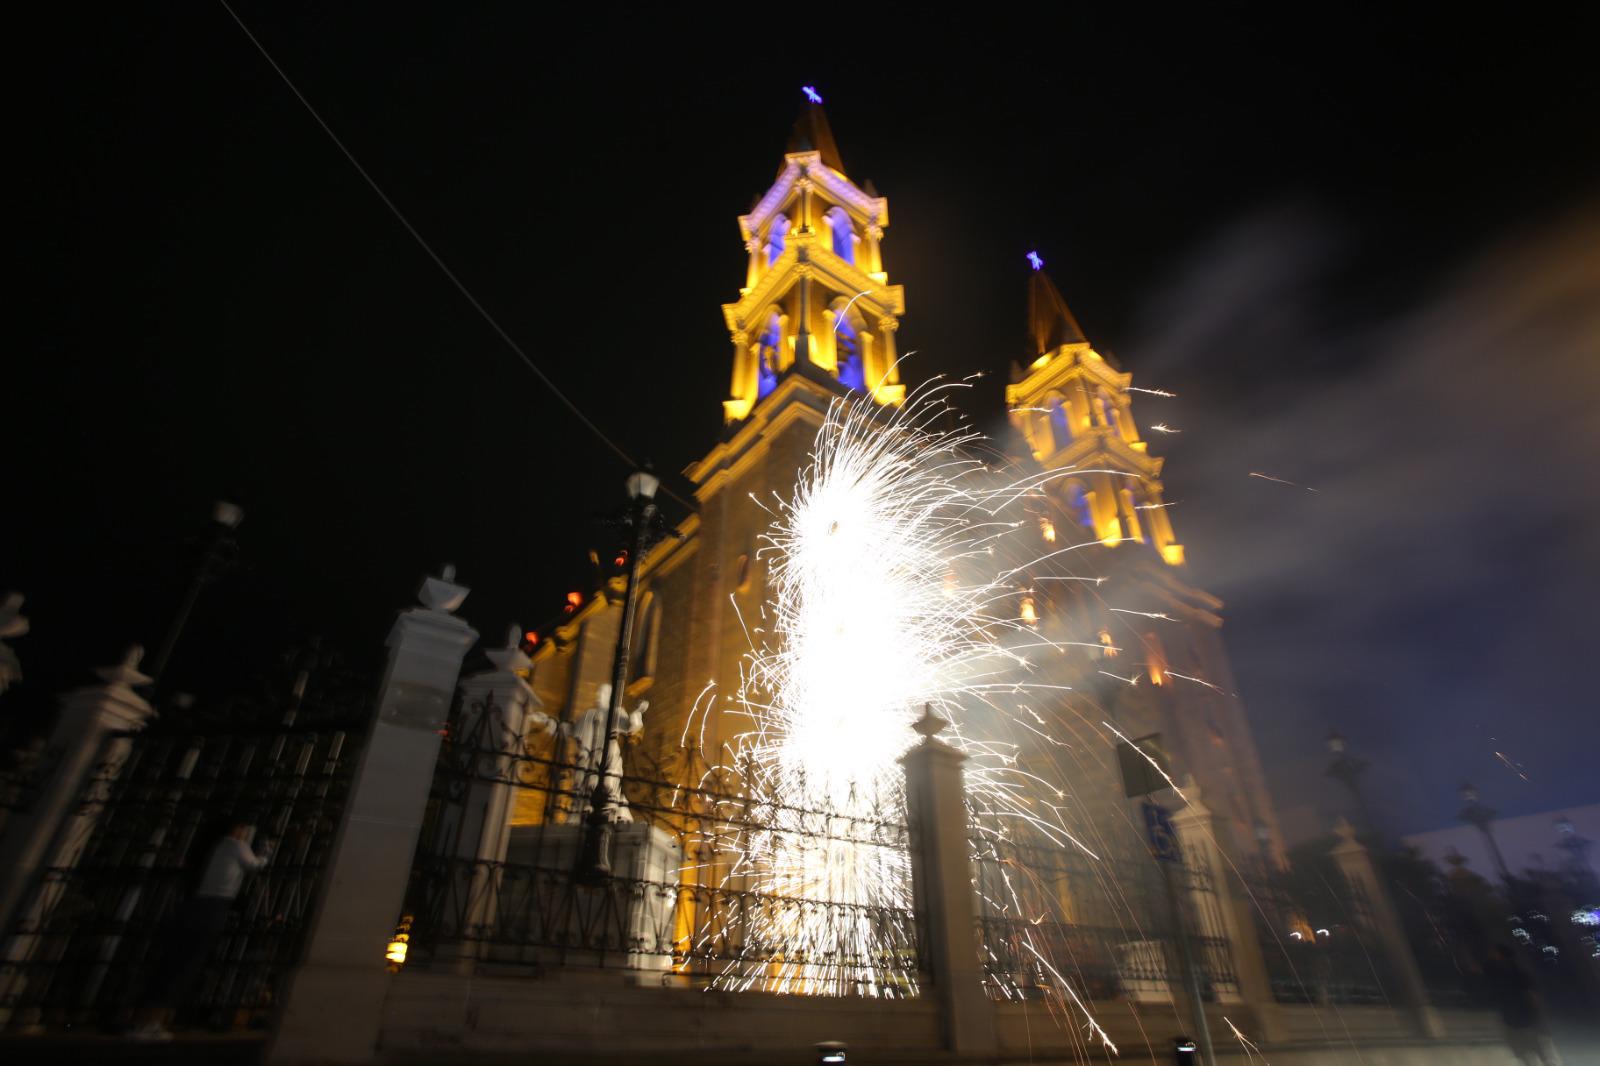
1004 267 1285 862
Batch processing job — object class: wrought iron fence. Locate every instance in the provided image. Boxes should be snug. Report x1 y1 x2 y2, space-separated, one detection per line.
0 711 364 1031
1235 859 1398 1006
400 694 923 997
972 834 1239 1005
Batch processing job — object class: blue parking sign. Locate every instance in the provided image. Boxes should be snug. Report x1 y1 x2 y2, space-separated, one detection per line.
1143 800 1181 863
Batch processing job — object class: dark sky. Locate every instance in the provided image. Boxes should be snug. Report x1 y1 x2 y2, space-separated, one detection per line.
9 6 1599 841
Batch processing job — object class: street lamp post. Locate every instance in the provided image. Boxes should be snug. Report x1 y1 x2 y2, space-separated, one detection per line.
148 499 243 696
1458 783 1512 883
1324 730 1377 837
575 468 659 886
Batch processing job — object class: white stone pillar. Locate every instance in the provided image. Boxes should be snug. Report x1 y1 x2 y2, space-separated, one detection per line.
0 647 156 1027
1328 820 1444 1039
434 625 544 973
268 566 477 1065
900 708 996 1055
1171 786 1285 1041
0 648 154 948
864 222 883 276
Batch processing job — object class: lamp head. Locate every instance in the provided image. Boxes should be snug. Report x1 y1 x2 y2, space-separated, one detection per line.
213 500 244 529
626 468 660 502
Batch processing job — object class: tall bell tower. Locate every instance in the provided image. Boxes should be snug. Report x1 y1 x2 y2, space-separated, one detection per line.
1007 264 1283 860
720 100 906 423
1006 268 1184 565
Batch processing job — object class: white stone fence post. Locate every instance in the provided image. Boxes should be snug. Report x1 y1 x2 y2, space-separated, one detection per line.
431 624 544 973
0 647 158 1029
267 566 477 1065
1329 820 1444 1038
899 706 996 1055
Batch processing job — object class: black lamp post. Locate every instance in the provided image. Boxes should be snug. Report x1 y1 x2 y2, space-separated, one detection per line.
576 468 659 886
1324 730 1376 836
1458 782 1512 883
148 499 243 696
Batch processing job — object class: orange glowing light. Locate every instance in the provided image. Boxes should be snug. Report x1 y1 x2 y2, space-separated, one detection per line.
564 592 582 612
1020 595 1038 626
1039 517 1057 544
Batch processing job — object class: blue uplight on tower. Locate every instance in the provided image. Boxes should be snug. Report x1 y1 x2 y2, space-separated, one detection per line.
1026 251 1044 271
802 86 823 104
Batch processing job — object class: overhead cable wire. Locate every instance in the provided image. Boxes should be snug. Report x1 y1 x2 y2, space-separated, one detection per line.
218 1 694 510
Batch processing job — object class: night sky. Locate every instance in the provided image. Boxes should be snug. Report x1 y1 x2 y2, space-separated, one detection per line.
9 7 1599 843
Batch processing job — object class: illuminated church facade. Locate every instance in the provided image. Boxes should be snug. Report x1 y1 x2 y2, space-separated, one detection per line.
518 102 1283 859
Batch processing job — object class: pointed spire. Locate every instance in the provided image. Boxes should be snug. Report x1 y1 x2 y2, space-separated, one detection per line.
1028 268 1088 356
785 97 845 175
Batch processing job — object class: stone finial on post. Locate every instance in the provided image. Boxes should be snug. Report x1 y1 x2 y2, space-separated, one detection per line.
1329 819 1444 1039
268 566 478 1065
900 705 996 1055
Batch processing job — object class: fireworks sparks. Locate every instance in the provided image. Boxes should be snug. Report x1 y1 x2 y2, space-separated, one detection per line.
1493 747 1531 782
1224 1016 1270 1064
697 381 1109 1033
1248 471 1319 492
1148 423 1181 434
1108 607 1176 621
1125 386 1177 398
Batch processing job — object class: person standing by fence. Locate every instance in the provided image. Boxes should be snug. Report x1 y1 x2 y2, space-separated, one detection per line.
131 821 273 1041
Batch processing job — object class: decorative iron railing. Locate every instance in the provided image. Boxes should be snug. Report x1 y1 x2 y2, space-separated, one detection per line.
0 718 364 1031
1235 859 1399 1006
400 694 923 997
972 834 1239 1004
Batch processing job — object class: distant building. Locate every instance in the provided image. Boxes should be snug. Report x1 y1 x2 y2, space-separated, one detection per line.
1403 803 1600 882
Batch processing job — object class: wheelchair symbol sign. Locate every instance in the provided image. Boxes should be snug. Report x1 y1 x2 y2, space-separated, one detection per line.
1143 801 1181 863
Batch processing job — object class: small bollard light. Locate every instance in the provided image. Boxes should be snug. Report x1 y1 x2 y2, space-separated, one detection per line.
815 1040 847 1064
1173 1036 1198 1063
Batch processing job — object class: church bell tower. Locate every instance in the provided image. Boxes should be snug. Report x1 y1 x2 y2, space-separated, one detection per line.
720 101 907 423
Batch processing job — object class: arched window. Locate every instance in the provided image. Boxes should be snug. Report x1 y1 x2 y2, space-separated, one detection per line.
825 206 856 264
1048 398 1071 450
1143 631 1168 685
833 303 866 392
766 214 791 266
757 310 782 398
1065 481 1093 528
1097 390 1125 437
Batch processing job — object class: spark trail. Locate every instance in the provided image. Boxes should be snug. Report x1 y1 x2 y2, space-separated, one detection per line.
699 381 1114 1048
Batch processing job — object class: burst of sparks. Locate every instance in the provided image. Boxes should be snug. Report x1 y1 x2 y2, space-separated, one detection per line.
1125 386 1176 398
700 380 1108 1036
1148 423 1181 433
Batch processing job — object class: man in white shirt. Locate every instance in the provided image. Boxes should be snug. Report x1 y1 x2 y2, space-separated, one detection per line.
132 821 273 1040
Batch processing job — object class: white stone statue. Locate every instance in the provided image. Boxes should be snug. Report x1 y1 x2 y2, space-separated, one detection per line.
562 682 647 823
